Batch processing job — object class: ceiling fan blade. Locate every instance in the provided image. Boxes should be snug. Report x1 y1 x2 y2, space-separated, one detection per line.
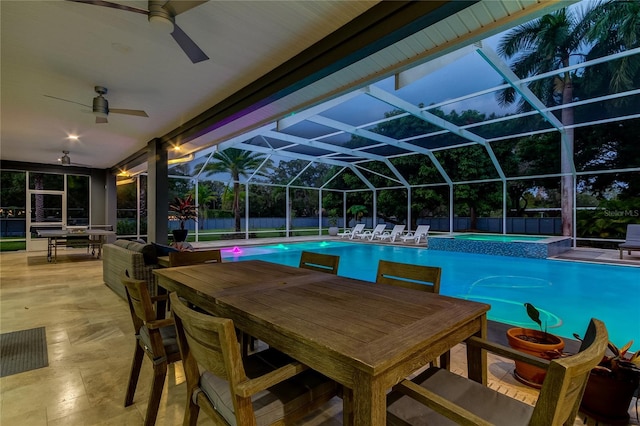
109 108 149 117
96 116 108 124
164 0 208 16
171 23 209 63
44 95 91 108
66 0 149 15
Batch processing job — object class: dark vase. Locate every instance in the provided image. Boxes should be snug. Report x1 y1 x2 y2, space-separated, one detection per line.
172 229 188 243
580 370 639 425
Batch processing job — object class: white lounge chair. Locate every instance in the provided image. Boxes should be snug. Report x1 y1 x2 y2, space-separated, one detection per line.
359 224 388 241
400 225 430 244
376 224 405 242
338 223 365 239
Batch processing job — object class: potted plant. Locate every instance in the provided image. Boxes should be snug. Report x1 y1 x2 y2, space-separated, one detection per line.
169 194 197 243
579 338 640 425
506 303 565 388
327 209 339 236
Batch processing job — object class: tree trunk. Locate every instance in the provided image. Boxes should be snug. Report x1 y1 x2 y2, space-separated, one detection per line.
469 206 477 230
233 179 240 232
561 75 575 237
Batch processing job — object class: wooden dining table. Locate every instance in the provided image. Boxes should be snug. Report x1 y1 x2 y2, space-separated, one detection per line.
153 260 490 426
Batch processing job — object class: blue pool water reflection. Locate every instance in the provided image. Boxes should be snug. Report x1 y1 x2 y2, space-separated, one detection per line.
221 241 639 350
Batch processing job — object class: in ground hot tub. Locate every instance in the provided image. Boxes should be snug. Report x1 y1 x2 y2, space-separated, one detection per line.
427 233 571 258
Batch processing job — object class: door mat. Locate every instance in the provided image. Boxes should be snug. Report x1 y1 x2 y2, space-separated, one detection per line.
0 327 48 377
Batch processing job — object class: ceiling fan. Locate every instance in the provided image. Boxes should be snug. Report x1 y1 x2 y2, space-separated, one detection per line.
68 0 209 63
59 151 91 167
44 86 148 124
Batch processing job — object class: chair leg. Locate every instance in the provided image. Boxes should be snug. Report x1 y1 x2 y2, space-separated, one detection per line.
144 361 168 426
125 344 145 407
183 393 200 426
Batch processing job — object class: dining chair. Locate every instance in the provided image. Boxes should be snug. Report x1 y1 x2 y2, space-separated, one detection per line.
299 250 340 274
168 249 222 266
376 259 448 369
387 318 608 426
169 292 338 426
121 272 181 426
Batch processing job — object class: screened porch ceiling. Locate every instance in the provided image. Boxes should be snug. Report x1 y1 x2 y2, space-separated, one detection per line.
156 5 640 192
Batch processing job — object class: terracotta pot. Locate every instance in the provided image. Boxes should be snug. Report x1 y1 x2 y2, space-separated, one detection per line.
506 327 565 388
172 229 188 243
580 370 639 425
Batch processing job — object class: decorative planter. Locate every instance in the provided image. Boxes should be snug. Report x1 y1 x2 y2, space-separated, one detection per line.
172 229 188 243
328 226 339 236
506 327 565 388
580 370 639 425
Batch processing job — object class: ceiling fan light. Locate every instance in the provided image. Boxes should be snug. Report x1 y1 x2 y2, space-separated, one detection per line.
94 110 108 119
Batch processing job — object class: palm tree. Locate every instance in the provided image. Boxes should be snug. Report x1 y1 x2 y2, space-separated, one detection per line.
496 7 591 237
496 2 640 237
199 148 270 232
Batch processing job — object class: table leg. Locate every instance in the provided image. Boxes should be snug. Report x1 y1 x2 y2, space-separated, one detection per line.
467 315 488 385
352 370 386 426
47 237 53 262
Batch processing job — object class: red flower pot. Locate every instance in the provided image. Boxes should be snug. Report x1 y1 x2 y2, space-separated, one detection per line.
506 327 565 388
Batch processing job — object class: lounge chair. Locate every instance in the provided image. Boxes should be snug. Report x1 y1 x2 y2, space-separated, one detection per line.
376 224 406 242
400 225 430 244
338 223 365 239
359 224 388 241
619 224 640 259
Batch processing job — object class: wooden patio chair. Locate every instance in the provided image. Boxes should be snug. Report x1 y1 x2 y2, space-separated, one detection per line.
168 249 222 266
387 318 608 426
122 272 181 426
169 292 338 426
299 250 340 274
619 224 640 259
376 260 448 368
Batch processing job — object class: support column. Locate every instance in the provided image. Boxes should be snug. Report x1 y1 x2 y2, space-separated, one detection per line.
147 138 168 244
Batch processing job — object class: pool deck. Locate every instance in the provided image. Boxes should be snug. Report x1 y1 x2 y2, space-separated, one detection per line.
190 235 640 267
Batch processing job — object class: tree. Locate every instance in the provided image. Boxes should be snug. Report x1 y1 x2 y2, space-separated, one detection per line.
198 148 271 232
496 1 640 236
496 7 591 237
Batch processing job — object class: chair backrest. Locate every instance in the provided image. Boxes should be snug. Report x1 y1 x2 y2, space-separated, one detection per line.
372 224 387 234
122 272 158 325
169 292 249 419
390 224 405 235
414 225 430 236
626 224 640 242
168 249 222 267
352 223 365 234
530 318 608 425
376 260 441 293
299 251 340 274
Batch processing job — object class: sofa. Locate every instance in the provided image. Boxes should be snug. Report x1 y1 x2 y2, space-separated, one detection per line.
102 240 176 300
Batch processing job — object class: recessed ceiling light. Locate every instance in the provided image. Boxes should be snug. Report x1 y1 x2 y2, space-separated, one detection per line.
67 135 79 140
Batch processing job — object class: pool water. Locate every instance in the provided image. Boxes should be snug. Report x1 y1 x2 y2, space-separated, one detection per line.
221 241 639 350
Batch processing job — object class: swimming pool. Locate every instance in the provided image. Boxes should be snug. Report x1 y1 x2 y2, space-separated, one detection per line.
221 241 639 350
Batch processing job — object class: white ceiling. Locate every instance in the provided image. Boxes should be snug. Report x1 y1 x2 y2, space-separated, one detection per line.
1 0 570 172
